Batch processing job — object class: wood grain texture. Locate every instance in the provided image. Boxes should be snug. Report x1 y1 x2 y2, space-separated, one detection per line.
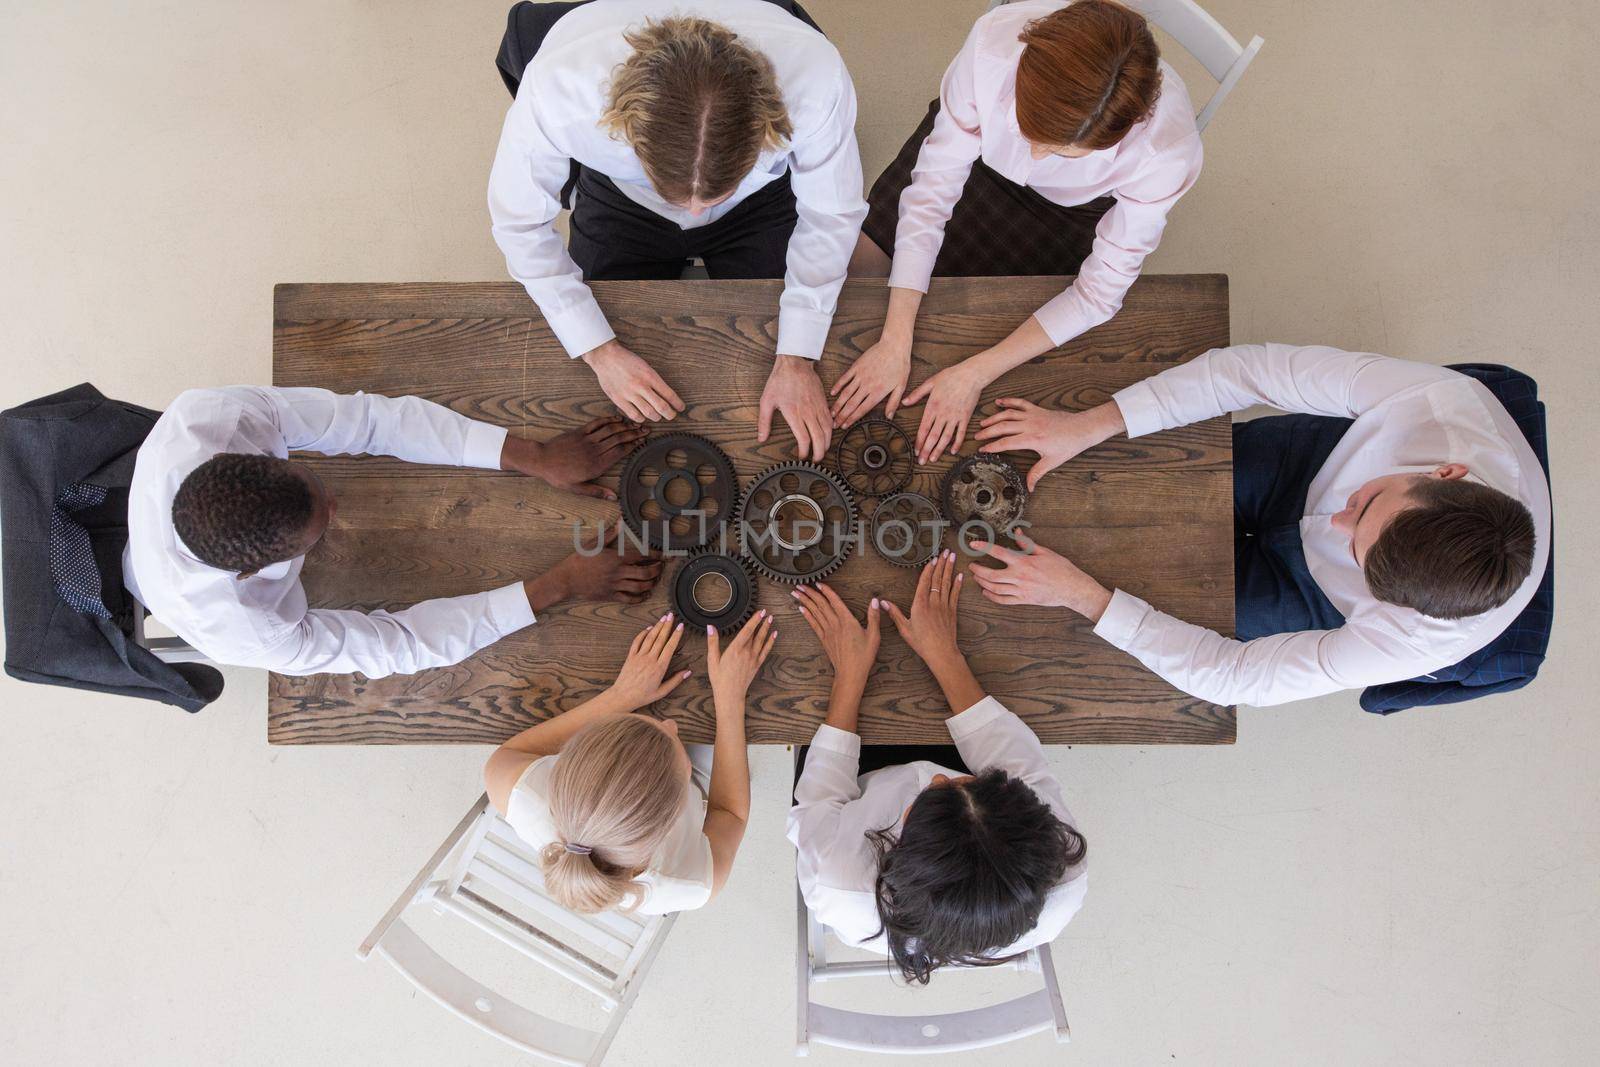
270 276 1234 745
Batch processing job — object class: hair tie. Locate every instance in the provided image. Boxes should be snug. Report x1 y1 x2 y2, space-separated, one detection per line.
563 841 593 856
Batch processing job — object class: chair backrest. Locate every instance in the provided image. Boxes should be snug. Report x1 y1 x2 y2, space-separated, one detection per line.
360 795 677 1067
989 0 1264 132
795 887 1070 1055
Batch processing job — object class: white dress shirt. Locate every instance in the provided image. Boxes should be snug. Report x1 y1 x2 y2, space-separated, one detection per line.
505 748 715 915
1095 344 1553 707
488 0 867 360
888 0 1203 346
788 696 1088 954
123 386 537 677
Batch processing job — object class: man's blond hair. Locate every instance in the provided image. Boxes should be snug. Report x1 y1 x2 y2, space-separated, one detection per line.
601 16 792 204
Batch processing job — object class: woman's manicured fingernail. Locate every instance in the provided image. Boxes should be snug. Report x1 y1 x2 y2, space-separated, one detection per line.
870 597 879 608
675 622 683 632
706 625 715 636
681 669 692 678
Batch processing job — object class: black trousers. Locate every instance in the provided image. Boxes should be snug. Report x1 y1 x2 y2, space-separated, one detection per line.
1232 415 1350 640
792 742 972 800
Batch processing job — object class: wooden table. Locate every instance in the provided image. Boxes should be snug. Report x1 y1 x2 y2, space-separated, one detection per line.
270 276 1233 745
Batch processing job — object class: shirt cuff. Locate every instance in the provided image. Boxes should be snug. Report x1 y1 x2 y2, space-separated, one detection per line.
1093 589 1151 650
945 695 1010 742
887 253 935 295
776 307 832 361
488 580 538 634
1032 288 1100 348
808 723 861 760
463 422 508 470
1110 380 1165 439
544 297 616 360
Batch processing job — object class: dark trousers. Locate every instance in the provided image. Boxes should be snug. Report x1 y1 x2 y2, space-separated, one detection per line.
494 1 817 281
1232 415 1349 640
792 742 972 800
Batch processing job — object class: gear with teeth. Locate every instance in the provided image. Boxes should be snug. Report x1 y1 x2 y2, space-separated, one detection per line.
736 462 858 584
670 549 758 635
833 418 913 499
941 454 1028 546
618 433 739 552
870 492 946 568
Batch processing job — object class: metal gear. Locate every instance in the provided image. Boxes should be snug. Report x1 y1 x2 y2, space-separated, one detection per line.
736 462 858 584
941 454 1028 545
618 433 739 552
670 549 758 635
869 492 945 568
832 418 913 499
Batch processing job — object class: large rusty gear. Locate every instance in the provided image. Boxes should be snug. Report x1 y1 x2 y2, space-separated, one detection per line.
869 492 946 568
670 548 758 636
736 462 858 584
941 454 1028 546
617 433 739 552
833 418 913 499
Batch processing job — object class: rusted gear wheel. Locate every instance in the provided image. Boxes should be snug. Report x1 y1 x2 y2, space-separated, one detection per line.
618 433 739 552
870 492 945 568
736 462 858 584
670 548 758 635
833 418 913 499
941 454 1027 545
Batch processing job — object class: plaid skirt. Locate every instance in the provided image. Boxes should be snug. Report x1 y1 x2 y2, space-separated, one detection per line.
862 99 1114 277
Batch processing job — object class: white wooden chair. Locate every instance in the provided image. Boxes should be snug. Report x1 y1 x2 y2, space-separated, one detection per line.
359 794 678 1067
990 0 1265 132
795 887 1071 1055
129 600 209 665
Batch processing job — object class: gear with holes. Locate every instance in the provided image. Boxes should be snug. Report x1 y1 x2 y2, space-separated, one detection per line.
833 418 913 499
618 433 739 552
941 454 1028 545
670 549 758 635
869 492 946 568
736 462 858 584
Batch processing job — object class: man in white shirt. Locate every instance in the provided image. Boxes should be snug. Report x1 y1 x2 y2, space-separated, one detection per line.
966 344 1550 708
488 0 867 462
124 386 663 677
787 556 1087 982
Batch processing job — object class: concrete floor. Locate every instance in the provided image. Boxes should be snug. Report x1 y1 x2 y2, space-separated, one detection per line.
2 1 1596 1064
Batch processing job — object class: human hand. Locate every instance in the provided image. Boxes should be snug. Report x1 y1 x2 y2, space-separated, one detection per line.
883 549 964 666
975 399 1125 491
968 529 1113 621
793 583 881 688
903 359 989 464
527 525 664 610
760 355 832 462
706 609 778 711
606 613 691 710
581 339 686 423
830 331 910 429
501 415 646 499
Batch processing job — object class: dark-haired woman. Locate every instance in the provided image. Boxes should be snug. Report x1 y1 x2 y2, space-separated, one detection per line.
786 552 1087 982
832 0 1203 466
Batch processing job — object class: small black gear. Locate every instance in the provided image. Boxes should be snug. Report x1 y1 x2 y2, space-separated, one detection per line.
618 433 739 552
833 418 913 499
941 454 1027 546
870 492 945 567
736 462 858 584
670 549 758 635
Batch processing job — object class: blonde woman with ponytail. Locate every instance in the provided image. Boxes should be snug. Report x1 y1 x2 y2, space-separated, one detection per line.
485 609 778 914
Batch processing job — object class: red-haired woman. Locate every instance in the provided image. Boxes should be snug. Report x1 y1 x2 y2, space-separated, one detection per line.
833 0 1204 463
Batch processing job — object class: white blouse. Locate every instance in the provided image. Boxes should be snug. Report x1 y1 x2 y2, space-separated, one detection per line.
504 752 715 915
888 0 1204 346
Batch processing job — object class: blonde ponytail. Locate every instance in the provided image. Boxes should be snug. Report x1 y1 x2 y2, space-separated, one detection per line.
540 715 687 914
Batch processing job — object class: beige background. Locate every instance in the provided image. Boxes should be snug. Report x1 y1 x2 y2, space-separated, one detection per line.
2 1 1596 1064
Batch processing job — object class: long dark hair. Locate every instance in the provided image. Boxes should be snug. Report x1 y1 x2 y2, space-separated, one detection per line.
867 768 1086 984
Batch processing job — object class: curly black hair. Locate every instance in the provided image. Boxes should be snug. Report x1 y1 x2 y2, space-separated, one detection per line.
171 453 315 572
867 768 1086 984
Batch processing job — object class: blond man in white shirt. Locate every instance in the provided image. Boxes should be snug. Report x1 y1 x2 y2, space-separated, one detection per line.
836 0 1203 466
488 0 867 462
965 345 1550 708
125 386 663 677
787 554 1088 982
